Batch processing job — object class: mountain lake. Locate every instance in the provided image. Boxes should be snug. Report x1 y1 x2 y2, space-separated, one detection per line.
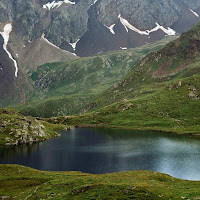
0 127 200 180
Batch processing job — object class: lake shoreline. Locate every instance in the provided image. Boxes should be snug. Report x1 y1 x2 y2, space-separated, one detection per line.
75 124 200 139
1 127 200 181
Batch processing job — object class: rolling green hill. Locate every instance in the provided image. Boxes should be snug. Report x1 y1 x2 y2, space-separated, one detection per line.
46 22 200 135
1 164 200 200
47 74 200 135
14 36 177 118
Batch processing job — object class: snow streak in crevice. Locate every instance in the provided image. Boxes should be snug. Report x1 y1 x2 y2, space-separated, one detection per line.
104 24 116 34
90 0 98 6
69 39 80 51
190 9 199 17
0 24 18 77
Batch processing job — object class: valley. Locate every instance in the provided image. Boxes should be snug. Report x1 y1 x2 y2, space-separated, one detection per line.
1 0 200 107
0 0 200 199
14 36 177 117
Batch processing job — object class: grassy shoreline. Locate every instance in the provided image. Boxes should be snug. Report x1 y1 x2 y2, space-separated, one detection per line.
45 74 200 139
44 112 200 139
0 164 200 200
76 124 200 136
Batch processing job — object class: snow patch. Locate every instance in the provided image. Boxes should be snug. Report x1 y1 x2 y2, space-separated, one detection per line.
63 0 75 5
69 39 80 51
147 23 176 36
43 1 62 9
90 0 98 6
104 24 116 34
118 14 176 36
190 9 199 17
43 0 75 10
118 14 149 35
0 24 18 77
120 47 127 50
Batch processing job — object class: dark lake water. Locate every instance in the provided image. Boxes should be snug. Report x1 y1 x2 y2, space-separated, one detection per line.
1 127 200 180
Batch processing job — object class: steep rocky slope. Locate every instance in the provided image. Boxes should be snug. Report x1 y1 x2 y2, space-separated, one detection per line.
83 20 200 110
1 0 200 58
0 21 77 107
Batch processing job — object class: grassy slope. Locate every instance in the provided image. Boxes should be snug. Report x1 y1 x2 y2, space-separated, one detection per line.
47 74 200 135
46 23 200 135
0 109 65 145
14 36 177 118
1 164 200 200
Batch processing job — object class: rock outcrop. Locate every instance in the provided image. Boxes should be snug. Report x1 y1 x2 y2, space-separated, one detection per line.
0 109 59 145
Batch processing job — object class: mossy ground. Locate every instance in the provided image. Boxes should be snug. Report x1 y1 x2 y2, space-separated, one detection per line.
0 164 200 200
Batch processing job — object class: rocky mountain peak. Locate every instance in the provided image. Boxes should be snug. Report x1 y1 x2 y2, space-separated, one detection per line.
0 0 200 106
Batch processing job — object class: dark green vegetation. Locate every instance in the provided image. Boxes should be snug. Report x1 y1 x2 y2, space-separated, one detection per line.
1 164 200 200
45 22 200 135
0 109 65 145
14 36 177 118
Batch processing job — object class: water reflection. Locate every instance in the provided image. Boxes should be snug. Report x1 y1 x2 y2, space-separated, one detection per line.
0 127 200 180
0 142 42 161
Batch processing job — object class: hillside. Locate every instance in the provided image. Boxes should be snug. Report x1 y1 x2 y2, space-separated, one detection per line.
1 164 200 199
47 21 200 135
0 109 63 145
14 36 177 117
83 21 200 109
47 74 200 135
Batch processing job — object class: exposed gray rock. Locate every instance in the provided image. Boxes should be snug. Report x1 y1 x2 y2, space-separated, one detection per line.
1 0 200 57
0 109 59 145
96 0 181 29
